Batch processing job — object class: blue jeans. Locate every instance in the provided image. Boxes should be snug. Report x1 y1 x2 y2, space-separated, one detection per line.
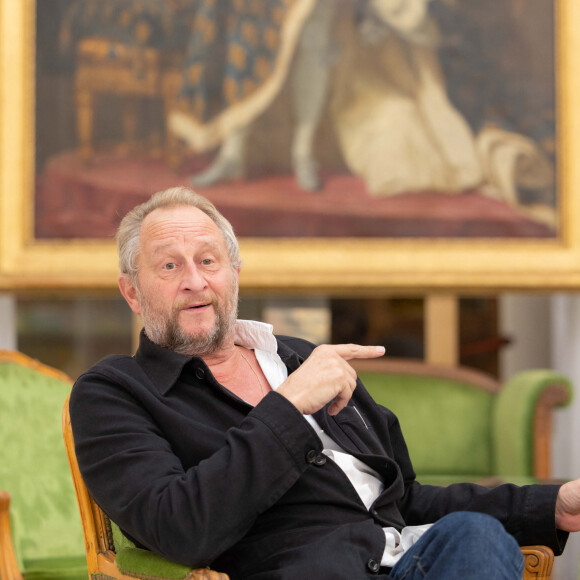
389 512 524 579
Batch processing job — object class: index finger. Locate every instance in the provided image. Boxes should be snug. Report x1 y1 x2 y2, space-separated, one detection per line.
332 344 385 361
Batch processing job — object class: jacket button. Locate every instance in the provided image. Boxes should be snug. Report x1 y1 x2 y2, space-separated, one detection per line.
195 367 205 380
313 454 327 466
306 450 317 463
367 559 380 573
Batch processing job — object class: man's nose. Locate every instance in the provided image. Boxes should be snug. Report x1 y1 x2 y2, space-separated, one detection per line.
180 263 208 292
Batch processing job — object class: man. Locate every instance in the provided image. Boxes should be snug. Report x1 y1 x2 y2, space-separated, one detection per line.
70 186 580 579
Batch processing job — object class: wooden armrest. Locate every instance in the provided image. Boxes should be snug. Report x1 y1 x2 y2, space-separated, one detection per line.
190 570 230 579
521 545 554 580
0 490 23 580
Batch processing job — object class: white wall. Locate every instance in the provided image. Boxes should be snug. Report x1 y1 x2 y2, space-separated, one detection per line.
500 293 580 580
499 294 552 378
550 295 580 580
0 293 16 349
550 295 580 480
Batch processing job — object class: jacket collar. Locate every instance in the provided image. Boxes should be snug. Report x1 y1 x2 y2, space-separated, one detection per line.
275 339 304 372
133 323 304 396
134 330 194 395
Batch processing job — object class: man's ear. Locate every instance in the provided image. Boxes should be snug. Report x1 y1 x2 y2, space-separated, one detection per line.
118 274 142 315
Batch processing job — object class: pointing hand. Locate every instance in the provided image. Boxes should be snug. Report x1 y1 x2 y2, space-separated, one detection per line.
277 344 385 416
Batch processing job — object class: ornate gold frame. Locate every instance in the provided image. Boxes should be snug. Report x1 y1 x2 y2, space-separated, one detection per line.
1 0 579 292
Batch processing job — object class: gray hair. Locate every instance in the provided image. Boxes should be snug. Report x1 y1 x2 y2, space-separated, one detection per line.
116 186 241 282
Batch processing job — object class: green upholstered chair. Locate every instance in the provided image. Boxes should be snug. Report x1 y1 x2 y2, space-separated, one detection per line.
0 350 87 580
352 358 572 486
62 394 229 580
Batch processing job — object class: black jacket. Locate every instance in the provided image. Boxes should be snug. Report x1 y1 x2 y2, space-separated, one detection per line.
69 332 566 579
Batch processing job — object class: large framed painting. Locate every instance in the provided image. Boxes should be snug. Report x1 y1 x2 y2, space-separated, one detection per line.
1 0 579 291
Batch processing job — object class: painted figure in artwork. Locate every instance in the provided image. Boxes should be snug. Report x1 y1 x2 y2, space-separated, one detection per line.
331 0 556 226
168 0 556 229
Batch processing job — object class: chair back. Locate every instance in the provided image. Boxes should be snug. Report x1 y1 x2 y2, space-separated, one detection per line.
63 395 223 580
63 393 126 579
0 350 86 578
353 358 505 482
352 358 571 482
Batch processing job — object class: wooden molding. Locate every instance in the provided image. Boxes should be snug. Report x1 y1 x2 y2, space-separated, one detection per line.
0 491 24 580
0 349 72 383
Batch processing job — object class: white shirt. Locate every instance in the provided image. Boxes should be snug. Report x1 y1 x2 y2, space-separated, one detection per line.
234 320 431 566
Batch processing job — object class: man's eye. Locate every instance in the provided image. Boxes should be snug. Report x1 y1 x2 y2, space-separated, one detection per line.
164 263 176 270
201 259 213 265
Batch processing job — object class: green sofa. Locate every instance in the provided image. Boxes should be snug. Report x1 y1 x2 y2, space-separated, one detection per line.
352 358 573 486
0 351 87 580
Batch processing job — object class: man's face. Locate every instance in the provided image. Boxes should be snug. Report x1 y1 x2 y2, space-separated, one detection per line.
121 205 239 357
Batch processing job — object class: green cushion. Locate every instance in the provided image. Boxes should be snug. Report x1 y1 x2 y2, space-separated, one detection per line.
0 360 87 577
111 521 193 579
116 547 194 579
359 372 494 477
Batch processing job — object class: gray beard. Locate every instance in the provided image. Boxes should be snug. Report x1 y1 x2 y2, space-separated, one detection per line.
139 285 238 357
163 304 236 357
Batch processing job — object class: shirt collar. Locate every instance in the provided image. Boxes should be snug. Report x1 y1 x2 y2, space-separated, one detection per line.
134 320 279 395
233 319 278 353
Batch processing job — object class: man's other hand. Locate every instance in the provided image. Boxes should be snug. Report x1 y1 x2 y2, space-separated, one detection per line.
556 478 580 532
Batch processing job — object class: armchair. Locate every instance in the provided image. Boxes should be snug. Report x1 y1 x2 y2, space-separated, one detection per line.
62 395 229 580
0 350 87 580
